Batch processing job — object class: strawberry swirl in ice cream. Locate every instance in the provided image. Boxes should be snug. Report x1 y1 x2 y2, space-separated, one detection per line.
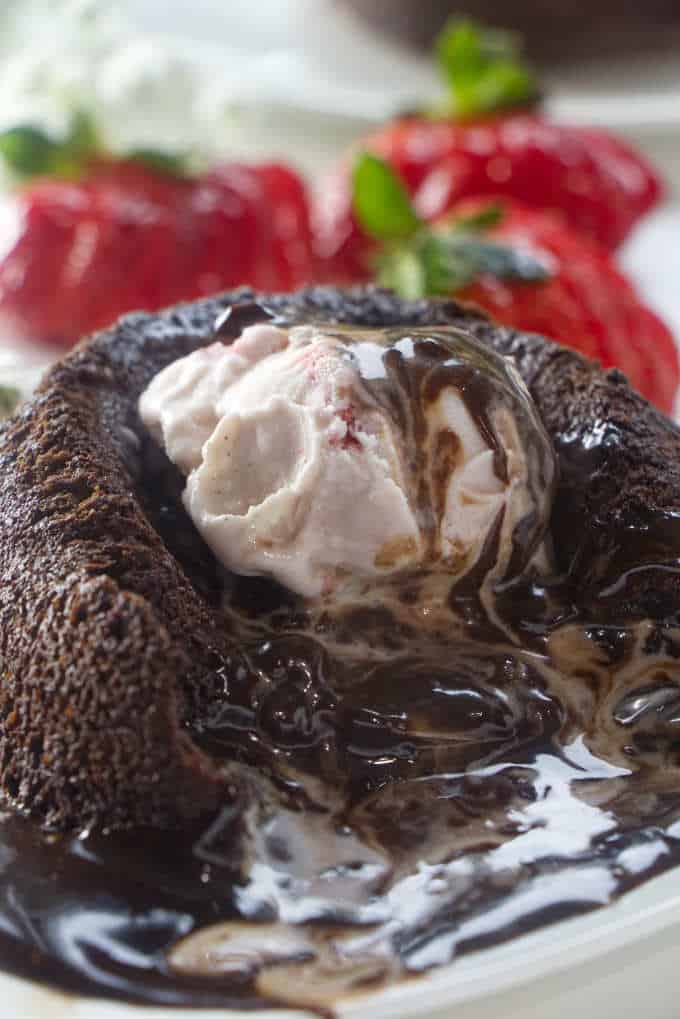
139 302 555 604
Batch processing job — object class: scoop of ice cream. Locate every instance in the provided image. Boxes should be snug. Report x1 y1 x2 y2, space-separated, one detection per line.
139 313 555 600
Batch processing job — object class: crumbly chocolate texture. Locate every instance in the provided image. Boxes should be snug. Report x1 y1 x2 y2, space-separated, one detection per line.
0 286 678 831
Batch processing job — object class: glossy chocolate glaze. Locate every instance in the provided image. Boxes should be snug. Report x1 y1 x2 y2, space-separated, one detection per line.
2 317 680 1014
324 325 554 578
214 300 276 341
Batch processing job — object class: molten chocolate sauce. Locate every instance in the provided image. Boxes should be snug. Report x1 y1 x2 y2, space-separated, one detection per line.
214 300 276 341
2 324 680 1013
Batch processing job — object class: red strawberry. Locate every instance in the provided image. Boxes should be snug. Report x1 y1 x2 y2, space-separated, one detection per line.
0 179 86 343
349 153 678 414
455 198 678 412
187 163 277 297
315 20 663 278
252 163 317 292
0 117 316 347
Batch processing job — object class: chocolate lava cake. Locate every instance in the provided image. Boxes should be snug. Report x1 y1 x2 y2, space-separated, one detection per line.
2 286 680 1011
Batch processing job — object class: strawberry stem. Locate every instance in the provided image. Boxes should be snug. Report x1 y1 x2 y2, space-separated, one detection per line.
431 19 540 121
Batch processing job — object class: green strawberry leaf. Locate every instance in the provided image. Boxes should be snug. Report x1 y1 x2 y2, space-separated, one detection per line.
352 152 421 242
452 202 505 232
444 234 550 286
377 229 550 299
0 110 101 181
125 148 189 177
433 18 540 120
0 385 20 418
0 109 188 182
0 125 58 177
352 152 548 299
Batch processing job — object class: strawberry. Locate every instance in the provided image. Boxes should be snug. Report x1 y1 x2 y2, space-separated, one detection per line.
350 153 678 414
315 20 663 278
0 115 316 347
251 164 317 292
186 164 276 297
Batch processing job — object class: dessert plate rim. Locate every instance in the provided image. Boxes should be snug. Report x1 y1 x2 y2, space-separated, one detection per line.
2 858 680 1018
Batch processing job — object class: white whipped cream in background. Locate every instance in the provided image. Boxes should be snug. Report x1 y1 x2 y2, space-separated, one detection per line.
140 323 550 601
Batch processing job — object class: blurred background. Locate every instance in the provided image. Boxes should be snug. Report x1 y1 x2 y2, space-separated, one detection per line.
342 0 680 63
1 0 679 179
0 0 678 397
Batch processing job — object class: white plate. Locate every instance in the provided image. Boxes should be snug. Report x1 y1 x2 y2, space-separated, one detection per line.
4 856 680 1019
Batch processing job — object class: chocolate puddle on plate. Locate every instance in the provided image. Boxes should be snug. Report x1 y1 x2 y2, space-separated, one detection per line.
3 611 680 1014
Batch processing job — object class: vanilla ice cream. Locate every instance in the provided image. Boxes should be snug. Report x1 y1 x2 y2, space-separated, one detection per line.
139 310 555 600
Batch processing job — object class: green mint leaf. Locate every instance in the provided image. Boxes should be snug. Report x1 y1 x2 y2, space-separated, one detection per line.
0 385 20 418
434 18 540 120
126 148 188 177
352 152 421 242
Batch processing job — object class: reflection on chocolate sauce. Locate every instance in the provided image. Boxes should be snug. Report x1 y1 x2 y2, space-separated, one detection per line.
327 326 554 577
2 326 680 1015
214 300 275 341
